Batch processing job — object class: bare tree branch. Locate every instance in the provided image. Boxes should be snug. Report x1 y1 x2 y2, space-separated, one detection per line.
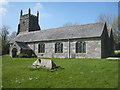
62 22 79 27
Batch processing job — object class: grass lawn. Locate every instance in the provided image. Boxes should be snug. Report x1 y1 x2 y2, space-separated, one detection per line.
2 55 118 88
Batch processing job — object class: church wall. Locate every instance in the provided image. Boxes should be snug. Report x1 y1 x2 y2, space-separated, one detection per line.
86 40 101 58
27 38 101 59
28 41 69 58
69 39 101 59
74 40 101 58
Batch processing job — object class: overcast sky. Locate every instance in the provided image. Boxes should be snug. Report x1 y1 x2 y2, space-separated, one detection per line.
0 1 118 33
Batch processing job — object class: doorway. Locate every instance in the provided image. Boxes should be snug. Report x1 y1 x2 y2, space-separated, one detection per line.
12 48 17 57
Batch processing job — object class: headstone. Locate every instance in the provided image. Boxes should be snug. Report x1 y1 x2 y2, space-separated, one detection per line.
32 59 41 66
32 59 56 69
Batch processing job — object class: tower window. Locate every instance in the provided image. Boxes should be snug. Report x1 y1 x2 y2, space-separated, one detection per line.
38 43 45 53
55 42 63 53
76 41 86 53
22 21 25 26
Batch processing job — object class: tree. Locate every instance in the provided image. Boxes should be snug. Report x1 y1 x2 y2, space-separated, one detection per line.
97 14 114 26
0 25 10 55
0 37 2 55
9 31 17 41
62 22 79 27
112 16 120 50
97 14 120 50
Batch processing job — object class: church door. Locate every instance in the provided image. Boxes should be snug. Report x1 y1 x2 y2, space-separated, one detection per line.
12 48 17 57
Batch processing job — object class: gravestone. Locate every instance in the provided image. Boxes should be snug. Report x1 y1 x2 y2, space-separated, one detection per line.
32 59 56 69
32 59 41 66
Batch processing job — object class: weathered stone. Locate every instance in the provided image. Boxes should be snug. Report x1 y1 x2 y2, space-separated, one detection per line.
28 66 36 69
32 59 56 69
32 59 41 66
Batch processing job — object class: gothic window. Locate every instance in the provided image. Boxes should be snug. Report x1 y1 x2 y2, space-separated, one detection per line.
76 41 86 53
38 43 45 53
55 42 63 53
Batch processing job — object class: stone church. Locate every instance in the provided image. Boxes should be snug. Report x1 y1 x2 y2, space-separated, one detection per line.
10 9 114 58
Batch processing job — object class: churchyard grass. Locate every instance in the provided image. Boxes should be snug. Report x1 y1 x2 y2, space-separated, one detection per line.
2 55 118 88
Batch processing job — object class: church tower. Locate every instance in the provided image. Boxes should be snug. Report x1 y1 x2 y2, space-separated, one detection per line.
17 8 41 34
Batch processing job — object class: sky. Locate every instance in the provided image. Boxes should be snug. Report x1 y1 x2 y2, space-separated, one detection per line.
0 1 118 34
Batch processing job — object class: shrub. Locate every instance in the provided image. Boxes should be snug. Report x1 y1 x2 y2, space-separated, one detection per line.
17 53 29 58
114 52 120 57
31 53 37 58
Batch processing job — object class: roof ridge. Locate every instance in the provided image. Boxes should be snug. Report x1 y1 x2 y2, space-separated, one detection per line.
44 22 105 30
18 22 105 36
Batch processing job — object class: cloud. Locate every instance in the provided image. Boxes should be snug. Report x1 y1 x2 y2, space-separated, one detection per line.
0 0 9 18
32 3 47 18
0 7 7 18
33 3 50 17
0 0 8 6
33 3 43 13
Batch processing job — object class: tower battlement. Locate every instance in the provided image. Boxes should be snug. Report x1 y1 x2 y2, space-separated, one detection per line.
17 8 41 35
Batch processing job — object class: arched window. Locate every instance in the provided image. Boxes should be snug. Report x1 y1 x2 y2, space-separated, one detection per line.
55 42 63 53
76 41 86 53
38 43 45 53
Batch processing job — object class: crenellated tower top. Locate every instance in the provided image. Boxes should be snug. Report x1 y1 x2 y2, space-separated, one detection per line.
17 8 41 35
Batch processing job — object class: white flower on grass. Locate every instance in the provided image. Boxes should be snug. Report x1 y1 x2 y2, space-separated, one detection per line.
1 85 3 88
91 71 94 72
16 80 18 83
35 77 38 80
48 76 52 78
80 72 83 74
78 67 82 70
56 72 58 74
29 77 32 80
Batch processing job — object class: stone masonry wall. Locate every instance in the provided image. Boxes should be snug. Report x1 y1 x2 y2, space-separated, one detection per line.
27 38 101 58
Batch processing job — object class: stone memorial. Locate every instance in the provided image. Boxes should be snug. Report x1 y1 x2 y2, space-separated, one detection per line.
32 59 56 69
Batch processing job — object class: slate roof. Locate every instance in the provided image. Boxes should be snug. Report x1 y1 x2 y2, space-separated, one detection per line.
15 41 31 50
11 22 105 43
